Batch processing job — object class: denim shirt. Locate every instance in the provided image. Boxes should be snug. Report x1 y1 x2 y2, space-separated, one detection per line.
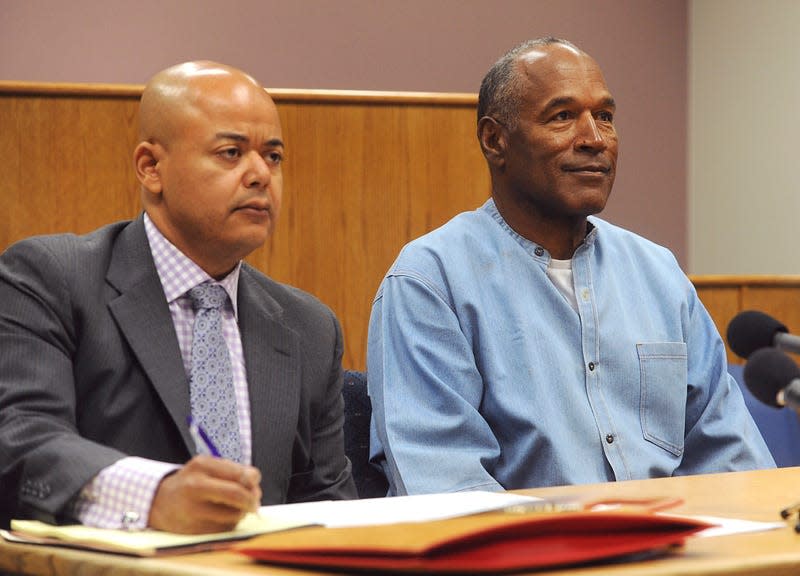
368 199 774 496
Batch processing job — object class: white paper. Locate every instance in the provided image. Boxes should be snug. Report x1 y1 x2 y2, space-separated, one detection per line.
259 491 541 528
660 513 786 538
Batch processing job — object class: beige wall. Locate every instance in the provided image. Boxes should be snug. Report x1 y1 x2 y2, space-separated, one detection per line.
0 0 689 265
689 0 800 273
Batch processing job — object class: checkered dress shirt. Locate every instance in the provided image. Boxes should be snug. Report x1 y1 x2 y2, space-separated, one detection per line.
73 214 252 528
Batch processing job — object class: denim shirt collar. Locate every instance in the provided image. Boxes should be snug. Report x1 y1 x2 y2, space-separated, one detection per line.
481 197 599 263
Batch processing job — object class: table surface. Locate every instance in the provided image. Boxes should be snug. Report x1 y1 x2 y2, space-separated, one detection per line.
2 466 799 576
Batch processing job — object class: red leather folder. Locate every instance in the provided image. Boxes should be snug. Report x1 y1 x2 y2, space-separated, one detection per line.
236 509 712 573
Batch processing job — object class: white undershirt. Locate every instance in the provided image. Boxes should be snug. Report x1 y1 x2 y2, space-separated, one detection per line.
546 258 578 312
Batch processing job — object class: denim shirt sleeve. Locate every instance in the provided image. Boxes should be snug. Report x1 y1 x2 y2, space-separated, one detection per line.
368 271 503 496
677 290 775 474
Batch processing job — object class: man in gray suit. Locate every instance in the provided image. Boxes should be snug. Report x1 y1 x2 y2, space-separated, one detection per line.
0 61 356 534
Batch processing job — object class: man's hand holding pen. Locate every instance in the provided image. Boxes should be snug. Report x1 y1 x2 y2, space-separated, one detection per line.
148 418 260 534
149 456 261 534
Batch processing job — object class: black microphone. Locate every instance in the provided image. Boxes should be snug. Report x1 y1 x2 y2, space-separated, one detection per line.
742 347 800 411
726 310 800 358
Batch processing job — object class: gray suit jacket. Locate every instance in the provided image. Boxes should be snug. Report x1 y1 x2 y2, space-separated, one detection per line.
0 216 356 525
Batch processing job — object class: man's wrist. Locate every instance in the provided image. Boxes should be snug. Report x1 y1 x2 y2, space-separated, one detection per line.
72 457 180 529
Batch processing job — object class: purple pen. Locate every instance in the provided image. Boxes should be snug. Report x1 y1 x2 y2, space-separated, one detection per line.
187 415 221 457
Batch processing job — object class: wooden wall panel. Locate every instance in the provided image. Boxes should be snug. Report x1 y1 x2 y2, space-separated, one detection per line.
4 83 800 372
0 84 489 370
250 97 490 368
693 284 740 364
741 287 800 333
691 276 800 365
0 91 142 244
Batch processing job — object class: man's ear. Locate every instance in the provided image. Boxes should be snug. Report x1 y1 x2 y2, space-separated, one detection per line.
133 141 164 194
477 116 507 169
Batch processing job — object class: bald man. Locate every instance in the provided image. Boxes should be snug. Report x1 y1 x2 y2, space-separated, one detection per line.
0 61 356 534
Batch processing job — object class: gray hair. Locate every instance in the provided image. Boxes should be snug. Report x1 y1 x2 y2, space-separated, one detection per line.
477 37 580 129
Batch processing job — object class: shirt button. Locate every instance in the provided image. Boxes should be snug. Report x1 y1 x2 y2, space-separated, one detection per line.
534 246 544 257
588 362 595 371
606 434 614 444
581 288 590 301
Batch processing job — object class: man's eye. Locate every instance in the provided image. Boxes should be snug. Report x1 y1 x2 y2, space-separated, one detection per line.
220 148 241 159
553 111 571 121
597 111 614 123
266 151 284 165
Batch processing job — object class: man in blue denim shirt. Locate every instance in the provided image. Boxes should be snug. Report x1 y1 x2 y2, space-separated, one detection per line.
368 37 774 496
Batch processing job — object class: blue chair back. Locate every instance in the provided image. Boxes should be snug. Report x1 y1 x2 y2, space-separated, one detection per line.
342 370 388 498
729 363 800 467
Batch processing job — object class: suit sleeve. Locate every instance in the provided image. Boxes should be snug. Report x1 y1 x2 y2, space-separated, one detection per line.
287 309 357 501
0 239 125 524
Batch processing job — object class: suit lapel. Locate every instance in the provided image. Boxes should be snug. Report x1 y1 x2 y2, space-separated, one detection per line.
237 267 301 476
105 217 195 454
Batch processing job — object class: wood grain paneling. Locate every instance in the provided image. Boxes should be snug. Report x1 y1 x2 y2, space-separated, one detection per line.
691 276 800 364
0 91 141 243
693 284 740 362
0 83 489 370
256 98 490 368
3 82 800 371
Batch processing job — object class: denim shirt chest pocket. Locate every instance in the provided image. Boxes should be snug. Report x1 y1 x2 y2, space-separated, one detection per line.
637 342 688 456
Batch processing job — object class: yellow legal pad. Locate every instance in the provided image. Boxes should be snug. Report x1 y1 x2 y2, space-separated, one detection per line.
4 512 309 556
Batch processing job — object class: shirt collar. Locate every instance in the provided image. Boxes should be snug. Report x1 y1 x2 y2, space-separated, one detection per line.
143 213 241 318
482 198 599 257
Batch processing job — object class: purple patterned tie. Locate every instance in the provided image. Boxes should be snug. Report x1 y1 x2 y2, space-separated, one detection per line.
187 283 242 463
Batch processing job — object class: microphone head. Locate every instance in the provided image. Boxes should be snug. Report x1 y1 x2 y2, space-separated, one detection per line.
742 347 800 408
726 310 788 359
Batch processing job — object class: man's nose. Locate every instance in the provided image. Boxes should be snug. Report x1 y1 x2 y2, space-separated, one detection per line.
574 113 607 151
244 151 271 188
